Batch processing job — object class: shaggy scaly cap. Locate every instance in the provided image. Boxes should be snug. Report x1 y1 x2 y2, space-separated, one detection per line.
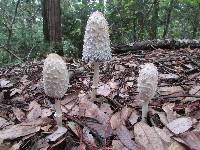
43 53 69 98
137 63 158 101
82 11 112 63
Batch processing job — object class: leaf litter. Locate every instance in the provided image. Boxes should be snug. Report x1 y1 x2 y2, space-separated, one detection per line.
0 48 200 149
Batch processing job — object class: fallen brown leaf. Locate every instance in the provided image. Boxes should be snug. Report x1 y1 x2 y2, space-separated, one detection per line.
99 103 113 115
121 106 132 122
0 117 10 128
10 88 22 97
97 83 111 97
179 131 200 150
110 111 122 130
30 138 49 150
46 126 68 142
79 93 112 138
112 140 128 150
0 79 13 88
83 127 96 147
116 125 141 150
41 108 52 118
27 101 42 121
0 118 50 140
128 110 139 125
168 141 186 150
12 107 26 122
162 103 177 123
166 117 193 134
134 122 170 150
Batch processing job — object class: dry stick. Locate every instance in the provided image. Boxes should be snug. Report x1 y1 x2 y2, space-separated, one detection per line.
0 46 23 62
55 99 62 126
91 62 100 100
160 94 200 99
4 0 22 62
142 100 150 122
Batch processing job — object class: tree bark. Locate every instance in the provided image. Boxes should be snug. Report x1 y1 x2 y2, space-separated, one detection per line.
136 10 145 41
137 0 145 41
162 0 174 38
42 0 63 56
149 0 159 40
192 4 200 39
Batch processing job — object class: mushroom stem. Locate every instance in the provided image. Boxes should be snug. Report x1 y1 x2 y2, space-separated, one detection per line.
91 62 100 100
142 100 150 122
55 99 62 126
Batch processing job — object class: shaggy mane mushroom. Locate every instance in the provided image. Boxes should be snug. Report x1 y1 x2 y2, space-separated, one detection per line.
137 63 158 122
43 53 69 126
82 11 112 100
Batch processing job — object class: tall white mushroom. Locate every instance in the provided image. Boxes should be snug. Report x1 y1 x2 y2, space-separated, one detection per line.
82 11 112 100
137 63 158 122
43 53 69 126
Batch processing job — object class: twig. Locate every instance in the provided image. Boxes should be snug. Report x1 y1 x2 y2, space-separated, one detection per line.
26 46 36 60
2 0 22 62
158 95 200 99
11 0 21 26
0 45 23 62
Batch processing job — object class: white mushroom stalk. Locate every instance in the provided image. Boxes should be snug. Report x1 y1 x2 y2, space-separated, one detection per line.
82 11 112 100
43 53 69 126
137 63 158 122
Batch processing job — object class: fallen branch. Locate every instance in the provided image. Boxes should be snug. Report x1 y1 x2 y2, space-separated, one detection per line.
112 39 200 54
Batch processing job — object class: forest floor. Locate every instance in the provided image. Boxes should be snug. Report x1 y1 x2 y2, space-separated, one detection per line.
0 48 200 150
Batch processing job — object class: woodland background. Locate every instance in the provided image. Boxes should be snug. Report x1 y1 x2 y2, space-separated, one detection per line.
0 0 200 65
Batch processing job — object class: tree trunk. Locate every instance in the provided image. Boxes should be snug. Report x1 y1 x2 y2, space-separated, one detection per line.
42 0 63 56
192 4 200 39
138 11 145 41
149 0 159 40
137 0 145 41
162 0 174 38
133 14 137 41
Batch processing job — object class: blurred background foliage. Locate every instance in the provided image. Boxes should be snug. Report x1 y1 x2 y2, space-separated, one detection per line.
0 0 199 65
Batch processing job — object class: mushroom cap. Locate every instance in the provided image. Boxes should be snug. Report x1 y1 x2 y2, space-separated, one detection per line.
137 63 158 101
82 11 112 63
43 53 69 98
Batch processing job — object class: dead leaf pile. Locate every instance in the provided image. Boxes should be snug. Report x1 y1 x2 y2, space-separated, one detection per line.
0 48 200 149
